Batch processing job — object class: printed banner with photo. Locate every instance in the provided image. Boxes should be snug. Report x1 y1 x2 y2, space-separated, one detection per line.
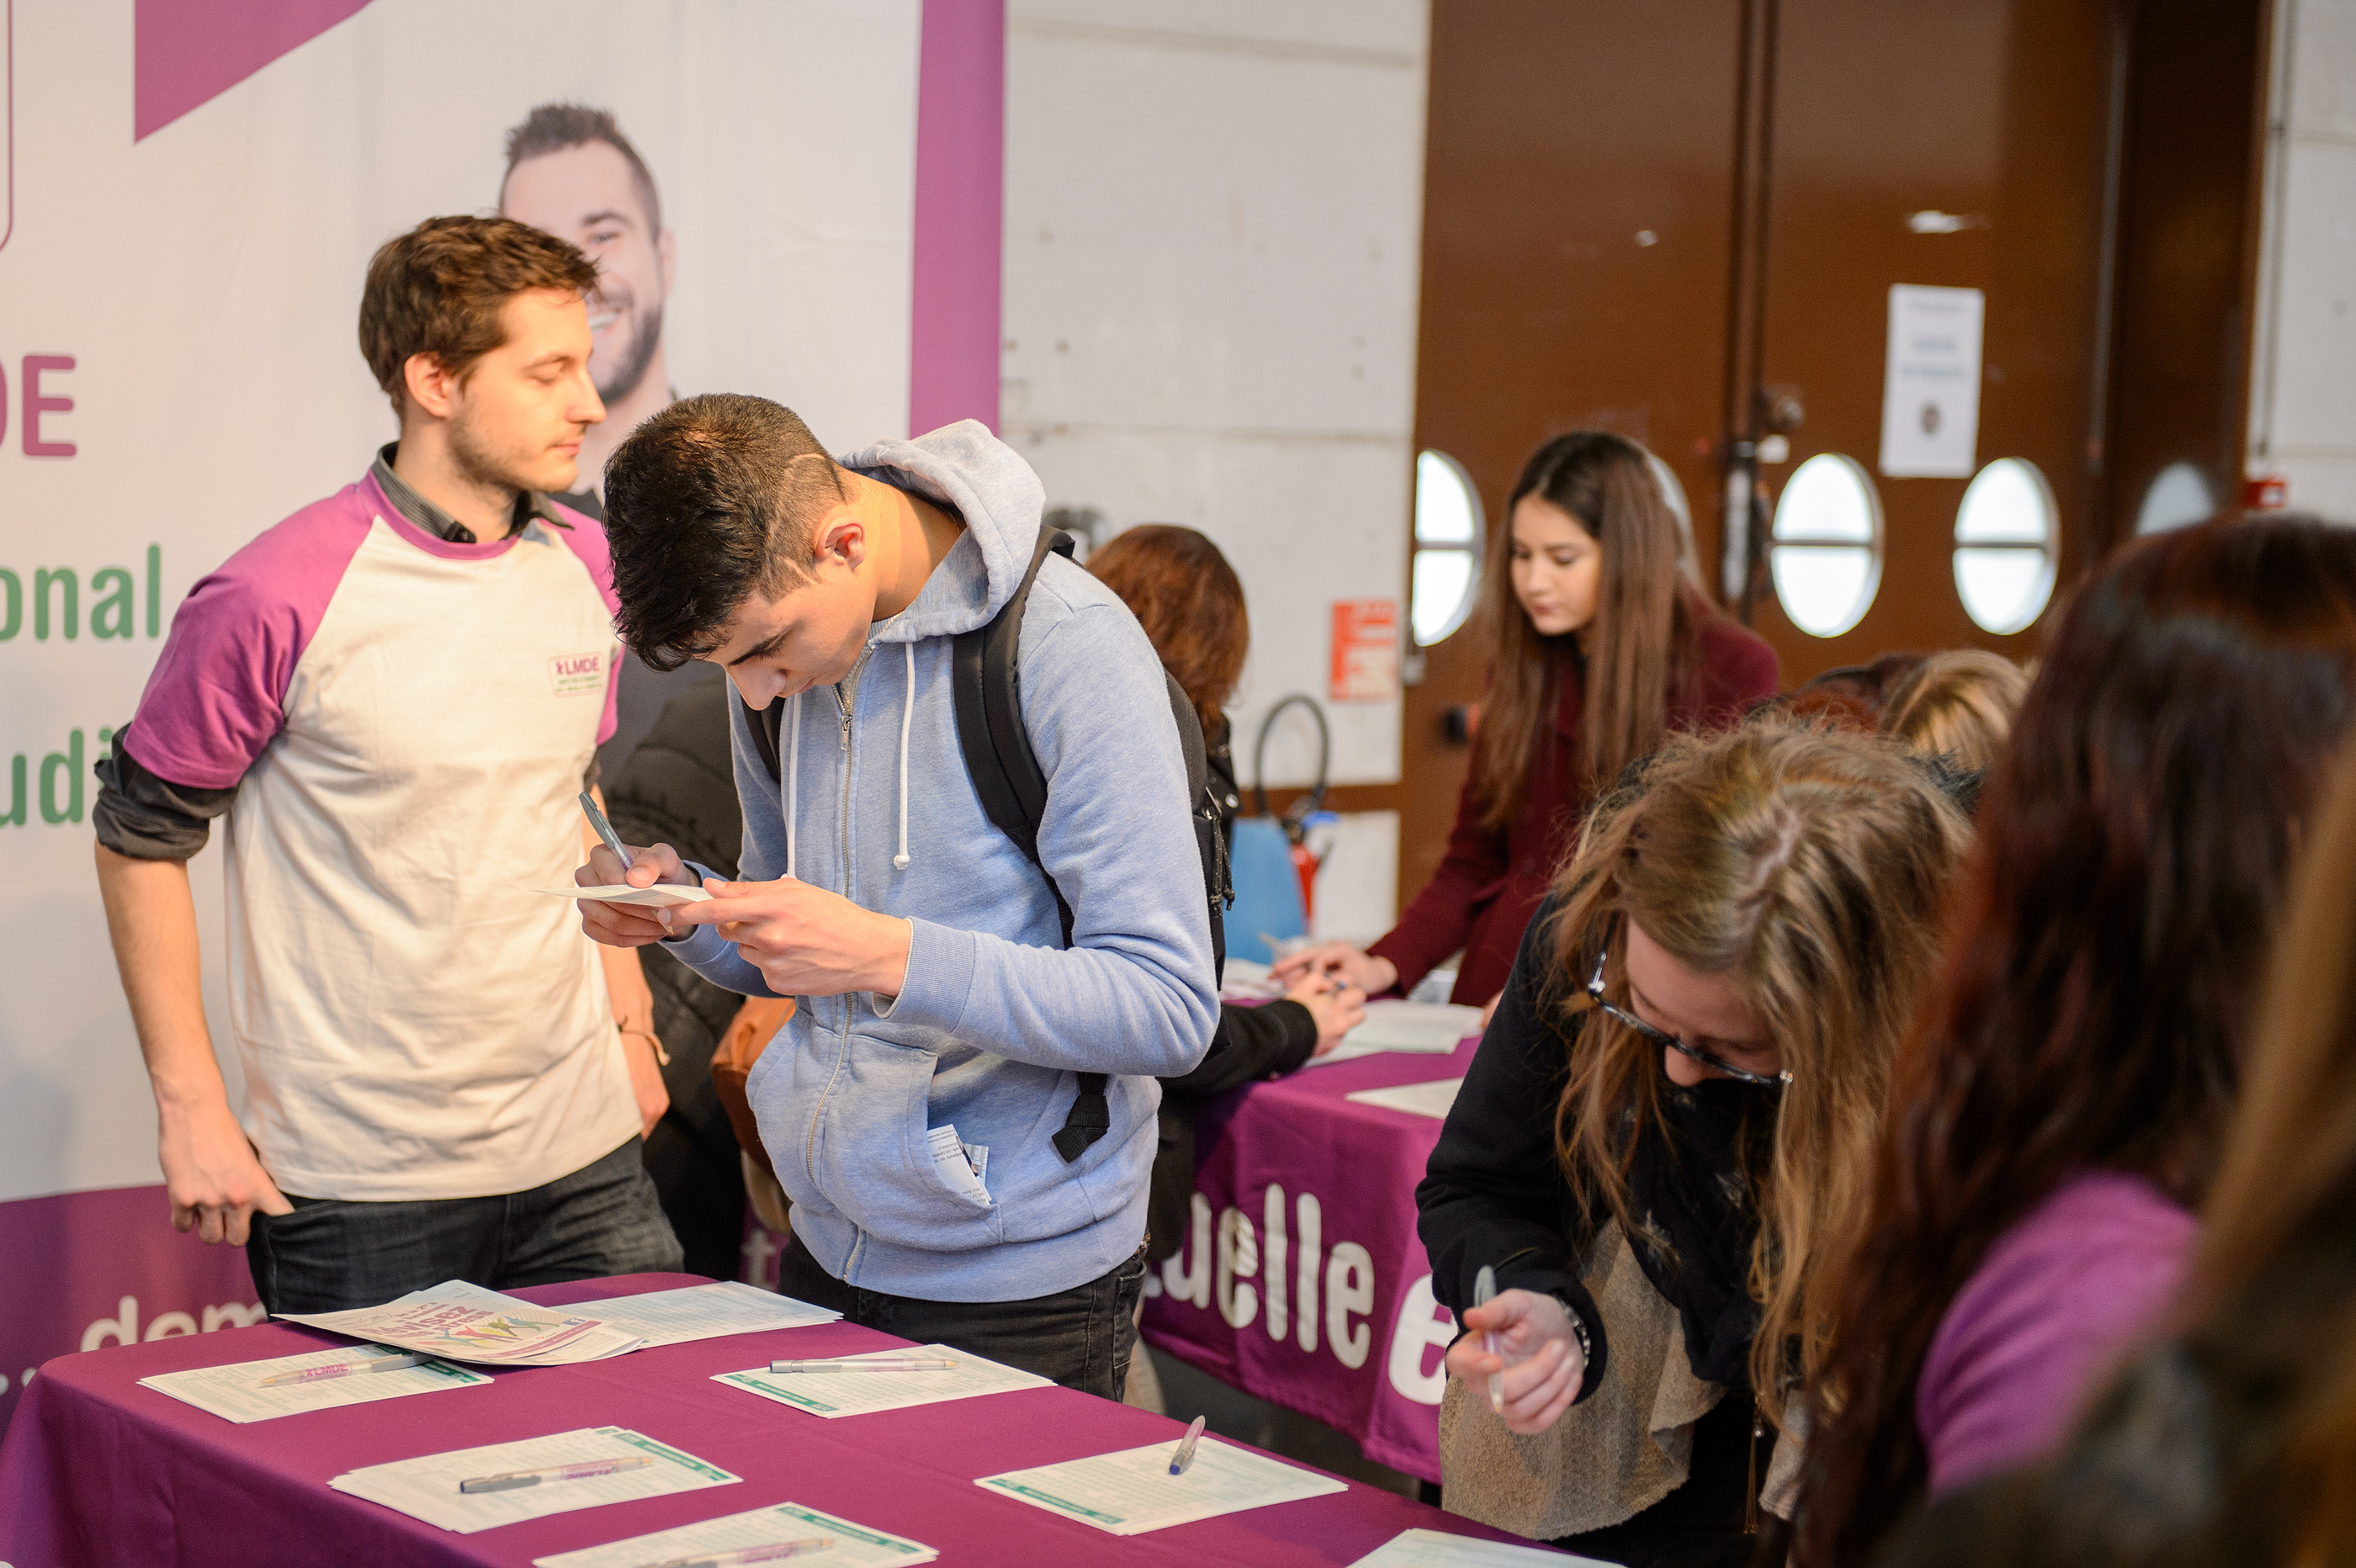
0 0 994 1430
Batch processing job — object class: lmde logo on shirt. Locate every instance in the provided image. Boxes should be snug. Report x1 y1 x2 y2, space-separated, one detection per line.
549 651 608 697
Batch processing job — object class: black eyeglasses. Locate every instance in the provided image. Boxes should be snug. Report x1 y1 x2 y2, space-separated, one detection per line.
1584 951 1791 1089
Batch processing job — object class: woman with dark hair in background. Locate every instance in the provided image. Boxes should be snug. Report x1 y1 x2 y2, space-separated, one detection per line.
1878 725 2356 1566
1276 432 1776 1009
1086 526 1366 1390
1799 516 2356 1565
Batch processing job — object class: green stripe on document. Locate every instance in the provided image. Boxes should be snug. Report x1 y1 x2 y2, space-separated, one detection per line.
725 1373 838 1413
982 1478 1126 1525
774 1505 917 1552
606 1427 738 1482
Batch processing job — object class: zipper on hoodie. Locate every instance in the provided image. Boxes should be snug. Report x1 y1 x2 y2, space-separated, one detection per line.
802 644 877 1189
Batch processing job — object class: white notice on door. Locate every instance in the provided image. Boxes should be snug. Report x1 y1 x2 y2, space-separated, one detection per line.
1878 284 1985 478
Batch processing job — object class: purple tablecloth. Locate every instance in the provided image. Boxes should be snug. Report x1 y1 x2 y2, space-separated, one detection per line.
1143 1036 1479 1483
0 1270 1547 1565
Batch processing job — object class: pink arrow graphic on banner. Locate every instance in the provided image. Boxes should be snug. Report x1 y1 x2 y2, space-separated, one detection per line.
135 0 374 142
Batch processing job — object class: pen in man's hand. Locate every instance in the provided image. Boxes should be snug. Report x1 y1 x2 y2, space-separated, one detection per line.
578 788 634 870
1475 1264 1504 1414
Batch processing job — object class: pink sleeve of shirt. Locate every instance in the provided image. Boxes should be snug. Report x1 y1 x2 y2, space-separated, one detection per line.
545 499 622 748
120 488 374 789
1916 1169 2197 1496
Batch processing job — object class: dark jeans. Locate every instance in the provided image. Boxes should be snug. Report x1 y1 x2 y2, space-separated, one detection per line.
776 1232 1146 1401
247 1139 684 1314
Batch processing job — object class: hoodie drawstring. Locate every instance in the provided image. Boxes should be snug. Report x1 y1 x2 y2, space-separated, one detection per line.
784 690 803 881
894 642 915 871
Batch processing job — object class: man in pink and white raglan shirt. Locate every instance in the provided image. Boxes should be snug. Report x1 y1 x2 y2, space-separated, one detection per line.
92 215 682 1313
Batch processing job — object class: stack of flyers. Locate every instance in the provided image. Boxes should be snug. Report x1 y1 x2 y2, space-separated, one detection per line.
276 1280 641 1365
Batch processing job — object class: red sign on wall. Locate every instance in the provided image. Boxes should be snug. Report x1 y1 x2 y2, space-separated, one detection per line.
1329 599 1399 704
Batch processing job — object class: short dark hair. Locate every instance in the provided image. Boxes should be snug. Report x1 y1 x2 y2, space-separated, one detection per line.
502 103 663 236
358 215 599 417
603 395 846 670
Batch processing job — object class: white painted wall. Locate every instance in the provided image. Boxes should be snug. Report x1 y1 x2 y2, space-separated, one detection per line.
2249 0 2356 516
1000 3 1429 797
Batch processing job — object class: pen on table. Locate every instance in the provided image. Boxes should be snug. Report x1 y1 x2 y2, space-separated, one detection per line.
1168 1413 1207 1476
257 1352 430 1386
1475 1264 1504 1414
767 1356 957 1373
637 1539 831 1568
458 1455 652 1494
578 788 634 869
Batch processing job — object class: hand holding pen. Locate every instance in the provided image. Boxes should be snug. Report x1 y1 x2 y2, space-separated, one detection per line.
1443 1269 1585 1438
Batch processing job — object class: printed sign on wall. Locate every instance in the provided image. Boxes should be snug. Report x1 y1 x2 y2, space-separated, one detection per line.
1328 599 1399 705
1879 283 1986 479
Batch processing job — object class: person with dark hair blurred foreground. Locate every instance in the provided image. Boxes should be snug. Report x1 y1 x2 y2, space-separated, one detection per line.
1799 515 2356 1565
1419 717 1970 1566
88 215 682 1312
1875 718 2356 1566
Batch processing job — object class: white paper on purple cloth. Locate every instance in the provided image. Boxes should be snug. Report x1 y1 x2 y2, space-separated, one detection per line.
274 1279 641 1365
1347 1527 1610 1565
555 1281 840 1348
532 1499 938 1566
136 1343 489 1423
1344 1078 1465 1120
331 1425 737 1534
715 1343 1051 1417
1298 1001 1482 1067
975 1435 1345 1534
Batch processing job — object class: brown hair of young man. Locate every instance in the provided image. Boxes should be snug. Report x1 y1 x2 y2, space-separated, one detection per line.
357 215 601 418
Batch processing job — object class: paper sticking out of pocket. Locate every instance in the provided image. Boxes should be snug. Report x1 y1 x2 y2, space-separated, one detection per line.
926 1124 992 1205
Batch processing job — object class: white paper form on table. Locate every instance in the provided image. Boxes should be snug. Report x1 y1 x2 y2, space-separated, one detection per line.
714 1343 1051 1417
1300 1000 1483 1068
330 1425 738 1534
1347 1526 1616 1566
532 1500 939 1567
974 1434 1345 1535
137 1343 489 1423
557 1281 840 1348
274 1279 642 1365
1343 1079 1465 1120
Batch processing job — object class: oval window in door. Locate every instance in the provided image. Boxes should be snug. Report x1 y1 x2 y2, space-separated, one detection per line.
1411 450 1484 646
1953 458 2058 635
1770 453 1883 638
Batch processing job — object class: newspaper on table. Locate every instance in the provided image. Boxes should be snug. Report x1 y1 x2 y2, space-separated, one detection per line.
1300 1001 1483 1068
275 1279 641 1365
330 1425 737 1534
975 1434 1345 1535
137 1343 488 1423
557 1280 840 1348
1343 1078 1465 1120
533 1500 937 1567
715 1343 1051 1418
1348 1528 1610 1566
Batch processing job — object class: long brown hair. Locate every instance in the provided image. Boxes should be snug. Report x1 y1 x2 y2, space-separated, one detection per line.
1542 717 1971 1403
1086 524 1248 734
1799 516 2356 1565
2170 729 2356 1560
1471 432 1701 830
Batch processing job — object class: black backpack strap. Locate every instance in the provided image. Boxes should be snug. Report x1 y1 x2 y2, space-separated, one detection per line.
950 525 1108 1163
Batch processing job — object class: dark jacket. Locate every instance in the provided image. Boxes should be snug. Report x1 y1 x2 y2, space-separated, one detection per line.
1370 611 1777 1006
602 667 753 1280
1417 897 1783 1544
1146 718 1317 1262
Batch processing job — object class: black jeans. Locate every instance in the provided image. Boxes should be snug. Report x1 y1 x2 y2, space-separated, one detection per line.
247 1139 684 1314
776 1232 1147 1401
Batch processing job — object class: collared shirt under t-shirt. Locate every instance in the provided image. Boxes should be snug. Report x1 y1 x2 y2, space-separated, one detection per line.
109 459 638 1202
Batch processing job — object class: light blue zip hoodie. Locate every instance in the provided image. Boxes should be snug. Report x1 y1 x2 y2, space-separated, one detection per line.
662 421 1218 1300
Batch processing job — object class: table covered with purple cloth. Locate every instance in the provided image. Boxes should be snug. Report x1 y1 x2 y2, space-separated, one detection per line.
1144 1035 1481 1484
0 1269 1550 1566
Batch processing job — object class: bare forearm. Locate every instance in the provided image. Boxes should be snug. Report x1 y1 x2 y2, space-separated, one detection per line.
94 842 226 1114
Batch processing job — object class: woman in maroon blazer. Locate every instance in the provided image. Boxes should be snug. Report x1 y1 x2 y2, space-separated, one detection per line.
1278 432 1778 1009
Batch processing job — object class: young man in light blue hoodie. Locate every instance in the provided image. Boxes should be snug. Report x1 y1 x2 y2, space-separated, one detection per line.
576 395 1218 1396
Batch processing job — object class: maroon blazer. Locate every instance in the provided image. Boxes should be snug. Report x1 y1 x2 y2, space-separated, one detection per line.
1369 614 1779 1006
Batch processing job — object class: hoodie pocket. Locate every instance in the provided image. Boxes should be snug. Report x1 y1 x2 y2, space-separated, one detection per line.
805 1031 1005 1248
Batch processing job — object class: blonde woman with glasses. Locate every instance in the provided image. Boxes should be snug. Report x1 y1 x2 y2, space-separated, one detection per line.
1416 718 1971 1567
